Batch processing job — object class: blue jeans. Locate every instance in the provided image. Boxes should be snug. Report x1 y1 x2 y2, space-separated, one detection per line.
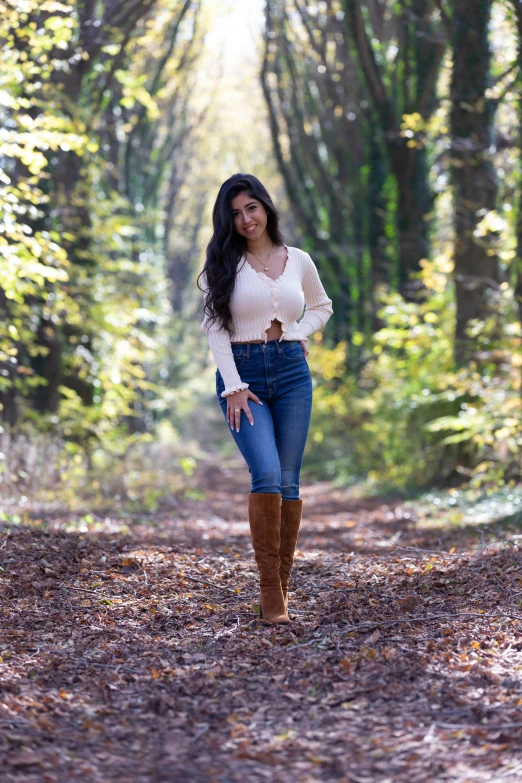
216 340 313 500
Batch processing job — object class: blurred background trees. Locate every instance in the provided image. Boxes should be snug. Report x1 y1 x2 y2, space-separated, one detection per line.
1 0 201 435
1 0 521 503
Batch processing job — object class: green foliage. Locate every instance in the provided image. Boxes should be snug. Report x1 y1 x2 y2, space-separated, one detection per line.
0 0 199 463
0 419 199 511
1 2 83 399
307 254 522 491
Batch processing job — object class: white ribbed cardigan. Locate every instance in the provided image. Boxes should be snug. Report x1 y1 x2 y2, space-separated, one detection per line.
200 245 334 397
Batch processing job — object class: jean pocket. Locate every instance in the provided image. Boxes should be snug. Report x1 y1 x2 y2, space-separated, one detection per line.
280 341 305 362
232 352 246 369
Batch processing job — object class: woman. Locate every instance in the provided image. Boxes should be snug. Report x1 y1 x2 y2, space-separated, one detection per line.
198 173 333 625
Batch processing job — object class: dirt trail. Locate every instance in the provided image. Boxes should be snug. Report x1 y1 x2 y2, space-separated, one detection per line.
1 456 522 782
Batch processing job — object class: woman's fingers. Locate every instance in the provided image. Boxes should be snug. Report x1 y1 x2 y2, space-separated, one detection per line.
242 394 265 429
227 394 264 432
227 405 244 432
229 405 237 429
227 405 236 428
231 404 250 431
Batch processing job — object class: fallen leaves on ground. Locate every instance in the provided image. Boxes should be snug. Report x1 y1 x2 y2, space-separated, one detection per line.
1 460 522 782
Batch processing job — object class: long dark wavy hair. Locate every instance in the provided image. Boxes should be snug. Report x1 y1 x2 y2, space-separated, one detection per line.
197 173 285 335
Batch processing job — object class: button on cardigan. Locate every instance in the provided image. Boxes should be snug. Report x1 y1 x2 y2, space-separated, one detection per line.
200 245 334 397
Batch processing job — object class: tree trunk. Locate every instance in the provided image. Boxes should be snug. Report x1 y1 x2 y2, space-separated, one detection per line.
450 0 499 365
343 0 445 300
512 0 522 332
392 141 433 294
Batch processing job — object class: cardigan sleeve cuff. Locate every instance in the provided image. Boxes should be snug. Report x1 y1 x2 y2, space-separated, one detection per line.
221 381 250 398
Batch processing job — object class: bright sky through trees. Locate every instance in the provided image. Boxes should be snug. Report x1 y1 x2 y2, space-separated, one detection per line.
193 0 270 169
204 0 266 71
172 0 286 288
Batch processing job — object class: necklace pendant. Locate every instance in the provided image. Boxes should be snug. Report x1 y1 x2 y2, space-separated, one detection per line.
264 266 269 271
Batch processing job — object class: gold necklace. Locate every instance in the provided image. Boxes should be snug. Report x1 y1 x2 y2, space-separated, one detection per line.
249 242 274 271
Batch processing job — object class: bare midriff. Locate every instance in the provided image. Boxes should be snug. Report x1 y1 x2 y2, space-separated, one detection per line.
231 318 283 344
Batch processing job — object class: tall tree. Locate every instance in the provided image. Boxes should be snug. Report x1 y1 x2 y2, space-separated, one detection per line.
120 0 205 315
449 0 499 365
262 0 447 356
512 0 522 332
0 0 201 432
343 0 447 298
262 0 384 346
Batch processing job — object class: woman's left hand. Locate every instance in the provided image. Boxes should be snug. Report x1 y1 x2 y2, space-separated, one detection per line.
299 339 309 358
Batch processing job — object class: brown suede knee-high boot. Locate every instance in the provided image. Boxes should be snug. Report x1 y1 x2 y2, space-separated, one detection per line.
248 492 290 625
279 498 303 610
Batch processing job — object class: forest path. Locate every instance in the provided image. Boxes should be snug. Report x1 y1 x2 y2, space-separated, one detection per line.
1 455 522 782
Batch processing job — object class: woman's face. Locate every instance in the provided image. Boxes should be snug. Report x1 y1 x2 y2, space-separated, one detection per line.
230 191 268 242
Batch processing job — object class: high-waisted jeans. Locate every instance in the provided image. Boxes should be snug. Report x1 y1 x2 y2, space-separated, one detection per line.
215 339 313 500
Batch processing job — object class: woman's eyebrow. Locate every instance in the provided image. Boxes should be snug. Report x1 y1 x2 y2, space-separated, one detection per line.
232 202 257 211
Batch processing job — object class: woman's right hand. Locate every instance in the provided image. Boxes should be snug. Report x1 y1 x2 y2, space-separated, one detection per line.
226 389 263 432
